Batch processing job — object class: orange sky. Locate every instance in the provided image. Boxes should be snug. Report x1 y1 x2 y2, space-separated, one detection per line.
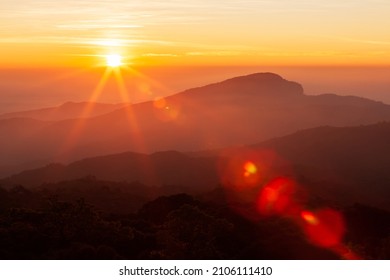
1 1 390 114
1 0 390 67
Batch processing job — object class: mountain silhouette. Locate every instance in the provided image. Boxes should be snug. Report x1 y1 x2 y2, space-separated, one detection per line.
253 122 390 209
2 72 390 175
1 151 218 190
254 121 390 171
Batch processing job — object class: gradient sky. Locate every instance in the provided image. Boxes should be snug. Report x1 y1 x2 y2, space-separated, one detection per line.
2 0 390 67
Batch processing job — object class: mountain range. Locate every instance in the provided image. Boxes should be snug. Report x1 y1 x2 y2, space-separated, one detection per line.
2 121 390 211
2 71 389 260
2 72 390 178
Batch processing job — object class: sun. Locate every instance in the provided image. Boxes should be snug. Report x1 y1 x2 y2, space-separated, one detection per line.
106 54 122 67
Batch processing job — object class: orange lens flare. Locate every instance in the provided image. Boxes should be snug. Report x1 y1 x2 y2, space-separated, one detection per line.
153 97 167 109
301 209 346 248
243 161 257 177
153 98 181 122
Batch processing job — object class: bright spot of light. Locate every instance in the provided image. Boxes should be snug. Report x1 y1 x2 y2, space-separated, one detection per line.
301 210 319 225
257 177 297 216
152 97 180 122
106 54 122 67
243 161 257 177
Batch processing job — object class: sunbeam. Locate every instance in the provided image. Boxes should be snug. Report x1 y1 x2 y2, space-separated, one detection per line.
56 68 112 161
113 67 158 184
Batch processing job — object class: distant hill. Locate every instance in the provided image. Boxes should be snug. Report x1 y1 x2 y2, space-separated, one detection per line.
252 122 390 210
2 122 390 211
1 151 219 191
0 101 128 121
2 72 390 175
254 121 390 171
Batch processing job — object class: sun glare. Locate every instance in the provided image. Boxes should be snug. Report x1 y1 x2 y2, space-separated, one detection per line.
106 54 122 67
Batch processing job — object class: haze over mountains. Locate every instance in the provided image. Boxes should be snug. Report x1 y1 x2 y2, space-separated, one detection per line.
2 72 390 177
0 102 129 121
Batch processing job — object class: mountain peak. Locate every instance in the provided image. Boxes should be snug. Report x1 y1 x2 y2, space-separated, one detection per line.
218 72 304 97
178 72 304 100
225 72 284 83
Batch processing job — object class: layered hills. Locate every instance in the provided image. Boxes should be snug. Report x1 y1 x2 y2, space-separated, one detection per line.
2 122 390 211
2 72 390 176
0 101 128 121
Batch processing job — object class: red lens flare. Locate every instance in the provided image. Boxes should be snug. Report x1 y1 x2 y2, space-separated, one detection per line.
257 177 299 216
301 209 346 248
216 147 354 258
218 148 283 192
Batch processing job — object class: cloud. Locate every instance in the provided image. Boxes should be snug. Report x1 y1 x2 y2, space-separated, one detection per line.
141 53 179 57
186 51 242 57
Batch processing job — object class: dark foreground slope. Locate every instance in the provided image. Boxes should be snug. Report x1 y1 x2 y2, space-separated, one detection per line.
0 184 388 259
